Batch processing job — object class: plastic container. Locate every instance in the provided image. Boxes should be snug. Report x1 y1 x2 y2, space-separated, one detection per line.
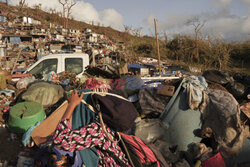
0 73 7 89
7 102 45 133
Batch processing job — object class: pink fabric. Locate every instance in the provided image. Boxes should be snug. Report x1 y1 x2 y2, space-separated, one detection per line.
53 119 130 167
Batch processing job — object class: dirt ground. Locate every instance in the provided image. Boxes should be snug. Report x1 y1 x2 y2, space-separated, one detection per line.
0 111 36 166
0 127 23 165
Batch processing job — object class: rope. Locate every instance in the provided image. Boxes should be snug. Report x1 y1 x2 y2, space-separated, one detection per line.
81 99 120 143
81 91 129 101
117 132 135 167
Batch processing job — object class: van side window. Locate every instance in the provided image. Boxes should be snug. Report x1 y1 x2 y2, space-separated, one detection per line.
29 59 58 76
65 58 83 74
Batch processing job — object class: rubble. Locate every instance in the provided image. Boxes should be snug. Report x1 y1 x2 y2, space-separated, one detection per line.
0 8 249 167
0 69 249 166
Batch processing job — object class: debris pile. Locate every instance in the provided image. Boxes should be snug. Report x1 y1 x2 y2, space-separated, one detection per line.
0 9 249 166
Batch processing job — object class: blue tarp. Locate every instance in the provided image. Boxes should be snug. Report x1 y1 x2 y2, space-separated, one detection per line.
128 64 145 69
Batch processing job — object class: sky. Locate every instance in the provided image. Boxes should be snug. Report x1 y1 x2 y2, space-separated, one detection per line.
9 0 250 41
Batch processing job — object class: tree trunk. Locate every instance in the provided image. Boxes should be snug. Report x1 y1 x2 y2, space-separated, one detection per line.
195 33 199 63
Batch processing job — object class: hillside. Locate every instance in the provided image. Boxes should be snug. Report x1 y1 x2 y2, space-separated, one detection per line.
0 2 249 74
0 2 167 58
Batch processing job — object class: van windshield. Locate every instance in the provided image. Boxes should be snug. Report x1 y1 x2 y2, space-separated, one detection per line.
65 58 83 74
29 59 58 76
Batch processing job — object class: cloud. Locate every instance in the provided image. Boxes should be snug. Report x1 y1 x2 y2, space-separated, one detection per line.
144 14 155 28
242 0 250 5
144 1 250 41
70 1 101 23
205 15 250 40
212 0 232 15
10 0 124 31
242 0 250 14
100 9 124 30
242 17 250 32
213 0 232 8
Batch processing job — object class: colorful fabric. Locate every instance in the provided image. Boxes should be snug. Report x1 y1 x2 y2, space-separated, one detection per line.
72 89 99 167
53 119 130 167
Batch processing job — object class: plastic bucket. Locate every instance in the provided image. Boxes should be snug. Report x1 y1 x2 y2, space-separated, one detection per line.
7 102 45 133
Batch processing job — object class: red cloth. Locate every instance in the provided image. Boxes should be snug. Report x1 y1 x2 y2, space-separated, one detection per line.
120 133 160 167
202 153 226 167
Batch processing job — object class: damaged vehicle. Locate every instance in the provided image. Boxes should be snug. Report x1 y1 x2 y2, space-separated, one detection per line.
14 53 89 80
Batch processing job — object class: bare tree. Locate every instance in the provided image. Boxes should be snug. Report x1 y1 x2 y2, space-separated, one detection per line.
19 0 26 10
49 8 57 14
124 25 132 34
58 0 67 27
58 0 76 28
132 27 142 37
186 16 205 63
65 0 76 29
6 0 8 5
212 39 231 70
164 32 168 42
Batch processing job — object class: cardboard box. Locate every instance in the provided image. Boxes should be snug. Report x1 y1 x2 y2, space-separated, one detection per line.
157 85 175 96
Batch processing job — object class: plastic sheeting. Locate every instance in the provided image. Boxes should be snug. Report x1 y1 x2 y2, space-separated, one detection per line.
202 89 244 158
22 82 65 107
135 119 168 143
184 76 208 110
139 88 171 116
160 78 202 151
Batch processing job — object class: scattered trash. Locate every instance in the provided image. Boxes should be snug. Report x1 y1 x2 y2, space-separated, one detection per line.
17 151 34 167
1 52 250 167
226 81 246 99
157 85 175 96
202 70 233 85
9 133 17 141
139 88 171 116
240 102 250 119
135 118 168 143
16 76 36 90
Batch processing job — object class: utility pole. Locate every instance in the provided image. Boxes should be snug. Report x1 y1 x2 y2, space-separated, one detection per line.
154 18 161 77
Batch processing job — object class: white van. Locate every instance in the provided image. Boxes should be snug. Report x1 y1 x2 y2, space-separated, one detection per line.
24 53 89 78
